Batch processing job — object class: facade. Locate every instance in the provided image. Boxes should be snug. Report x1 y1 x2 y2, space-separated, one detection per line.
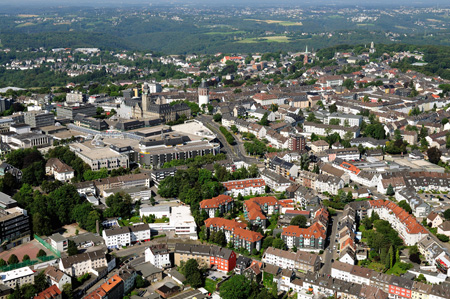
102 224 151 249
261 169 292 192
200 195 234 218
24 111 55 128
303 122 360 139
145 244 171 269
267 156 299 178
174 243 237 272
0 207 30 247
45 158 75 182
222 178 265 197
262 247 321 273
281 222 326 251
59 250 108 277
288 135 306 151
198 80 209 108
56 104 97 119
49 233 68 252
44 266 71 290
7 133 52 149
70 142 129 171
205 218 263 252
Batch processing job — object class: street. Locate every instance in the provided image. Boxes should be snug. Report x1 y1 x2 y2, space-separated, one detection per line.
320 213 341 275
197 115 258 165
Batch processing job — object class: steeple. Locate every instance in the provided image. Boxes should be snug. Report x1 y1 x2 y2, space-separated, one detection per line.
142 83 150 113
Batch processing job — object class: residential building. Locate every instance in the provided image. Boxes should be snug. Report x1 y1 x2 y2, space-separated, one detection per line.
102 224 151 249
49 233 68 252
303 122 360 139
169 206 197 239
244 196 279 229
200 195 234 218
205 218 263 252
262 247 321 273
0 267 34 288
222 178 265 197
311 140 329 153
45 158 75 182
43 266 71 291
174 243 237 272
145 244 171 269
267 156 299 178
281 222 326 251
260 169 291 192
34 285 62 299
58 250 108 277
427 211 444 228
117 267 136 294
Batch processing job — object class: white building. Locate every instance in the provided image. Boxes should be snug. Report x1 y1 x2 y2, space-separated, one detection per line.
59 250 108 277
325 113 362 127
222 178 265 197
130 224 151 243
45 158 75 182
44 266 72 290
139 205 171 219
102 226 132 249
170 206 197 239
0 267 34 288
145 245 171 269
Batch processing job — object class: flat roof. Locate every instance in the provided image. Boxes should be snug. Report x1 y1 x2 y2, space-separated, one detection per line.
140 140 218 155
171 121 216 141
0 192 16 206
140 205 171 212
0 267 34 282
70 142 125 160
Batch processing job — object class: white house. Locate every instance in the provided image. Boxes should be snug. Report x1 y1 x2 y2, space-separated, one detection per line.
145 244 171 269
45 158 75 182
102 226 132 249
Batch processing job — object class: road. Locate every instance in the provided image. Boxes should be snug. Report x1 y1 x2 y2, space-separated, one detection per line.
197 115 258 165
320 213 340 275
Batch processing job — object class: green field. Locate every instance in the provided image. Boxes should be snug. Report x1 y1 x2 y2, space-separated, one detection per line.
237 35 291 43
205 31 246 35
204 278 218 294
245 19 302 26
16 22 36 28
356 24 375 27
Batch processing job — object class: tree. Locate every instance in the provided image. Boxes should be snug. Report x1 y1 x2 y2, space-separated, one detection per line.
36 249 47 258
262 236 274 249
258 113 269 126
272 238 286 249
34 270 48 292
32 212 52 236
306 113 318 122
104 192 133 219
214 231 227 247
398 200 412 213
230 125 238 133
22 255 30 262
219 275 252 299
437 234 450 242
409 253 421 264
386 184 395 196
389 246 395 268
213 113 222 122
62 284 73 299
189 271 203 288
444 209 450 221
427 147 442 164
329 103 337 113
135 275 148 288
343 79 354 90
8 254 19 265
0 259 6 267
67 240 78 256
290 215 307 228
265 185 270 194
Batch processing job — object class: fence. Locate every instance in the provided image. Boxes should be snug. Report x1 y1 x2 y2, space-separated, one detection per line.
0 255 56 272
34 234 61 258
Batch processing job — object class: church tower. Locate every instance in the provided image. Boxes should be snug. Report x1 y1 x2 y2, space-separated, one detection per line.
370 42 375 54
304 45 309 65
198 80 209 108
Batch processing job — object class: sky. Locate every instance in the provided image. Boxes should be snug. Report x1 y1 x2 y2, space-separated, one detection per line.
3 0 450 7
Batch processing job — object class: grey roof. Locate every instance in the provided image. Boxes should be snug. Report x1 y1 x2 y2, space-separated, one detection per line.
49 233 66 242
134 263 163 278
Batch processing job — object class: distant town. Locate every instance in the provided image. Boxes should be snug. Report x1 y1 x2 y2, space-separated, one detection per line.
0 32 449 299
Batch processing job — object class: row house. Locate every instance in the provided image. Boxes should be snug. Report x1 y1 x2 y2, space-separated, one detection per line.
247 123 267 139
315 173 344 195
368 200 428 246
102 224 151 249
205 218 263 252
244 196 280 229
199 194 234 218
262 247 321 273
303 122 360 139
174 243 236 272
395 188 431 218
325 113 363 127
326 147 360 162
260 169 292 192
59 250 108 277
222 178 265 197
144 244 171 269
281 222 326 251
403 172 450 193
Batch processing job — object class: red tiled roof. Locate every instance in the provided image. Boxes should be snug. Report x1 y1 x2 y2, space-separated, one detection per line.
205 218 246 231
340 161 361 175
34 285 61 299
282 222 326 239
244 196 279 221
200 195 234 209
222 178 265 191
101 274 123 293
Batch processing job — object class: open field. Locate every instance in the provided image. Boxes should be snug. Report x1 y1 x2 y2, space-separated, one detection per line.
237 35 291 43
0 240 52 262
18 14 38 18
205 31 246 35
16 22 35 28
245 19 303 26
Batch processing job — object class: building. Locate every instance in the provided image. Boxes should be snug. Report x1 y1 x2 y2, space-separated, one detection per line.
244 196 279 229
0 266 34 288
145 244 171 269
49 233 68 252
267 156 299 178
281 222 326 251
262 247 321 273
0 207 30 248
99 274 124 299
288 135 306 151
140 205 171 219
43 266 71 291
34 285 62 299
7 133 52 149
174 243 236 272
303 122 360 139
204 218 263 252
222 178 265 197
24 111 55 128
169 206 197 239
311 140 330 153
0 162 22 182
70 142 129 171
45 158 75 182
200 195 234 218
58 250 108 277
102 224 151 249
117 267 136 294
260 169 291 192
56 104 97 119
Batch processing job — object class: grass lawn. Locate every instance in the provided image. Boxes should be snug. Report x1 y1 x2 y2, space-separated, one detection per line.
204 278 217 294
367 262 386 272
205 31 246 35
386 262 412 276
244 19 302 26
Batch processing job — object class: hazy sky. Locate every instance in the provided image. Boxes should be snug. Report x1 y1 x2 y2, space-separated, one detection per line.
3 0 450 7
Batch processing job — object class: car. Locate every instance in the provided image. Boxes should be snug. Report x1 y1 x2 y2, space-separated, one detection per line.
425 195 428 197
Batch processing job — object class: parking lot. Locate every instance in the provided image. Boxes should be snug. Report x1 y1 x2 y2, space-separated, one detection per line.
207 270 228 281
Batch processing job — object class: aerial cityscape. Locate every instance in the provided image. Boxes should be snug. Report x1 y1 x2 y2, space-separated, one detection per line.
0 1 450 299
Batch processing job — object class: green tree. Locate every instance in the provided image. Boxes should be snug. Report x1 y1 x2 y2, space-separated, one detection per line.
230 125 238 133
329 103 337 113
262 236 274 249
258 113 269 126
22 255 30 262
36 249 47 258
444 209 450 221
290 215 307 228
213 113 222 122
0 259 6 267
343 79 354 90
32 212 52 236
214 231 227 247
398 200 412 213
427 147 442 164
62 284 73 299
386 184 395 196
389 245 395 268
34 270 48 292
272 238 286 249
67 240 78 256
219 275 252 299
437 234 450 242
135 275 148 288
8 254 19 265
104 192 133 219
